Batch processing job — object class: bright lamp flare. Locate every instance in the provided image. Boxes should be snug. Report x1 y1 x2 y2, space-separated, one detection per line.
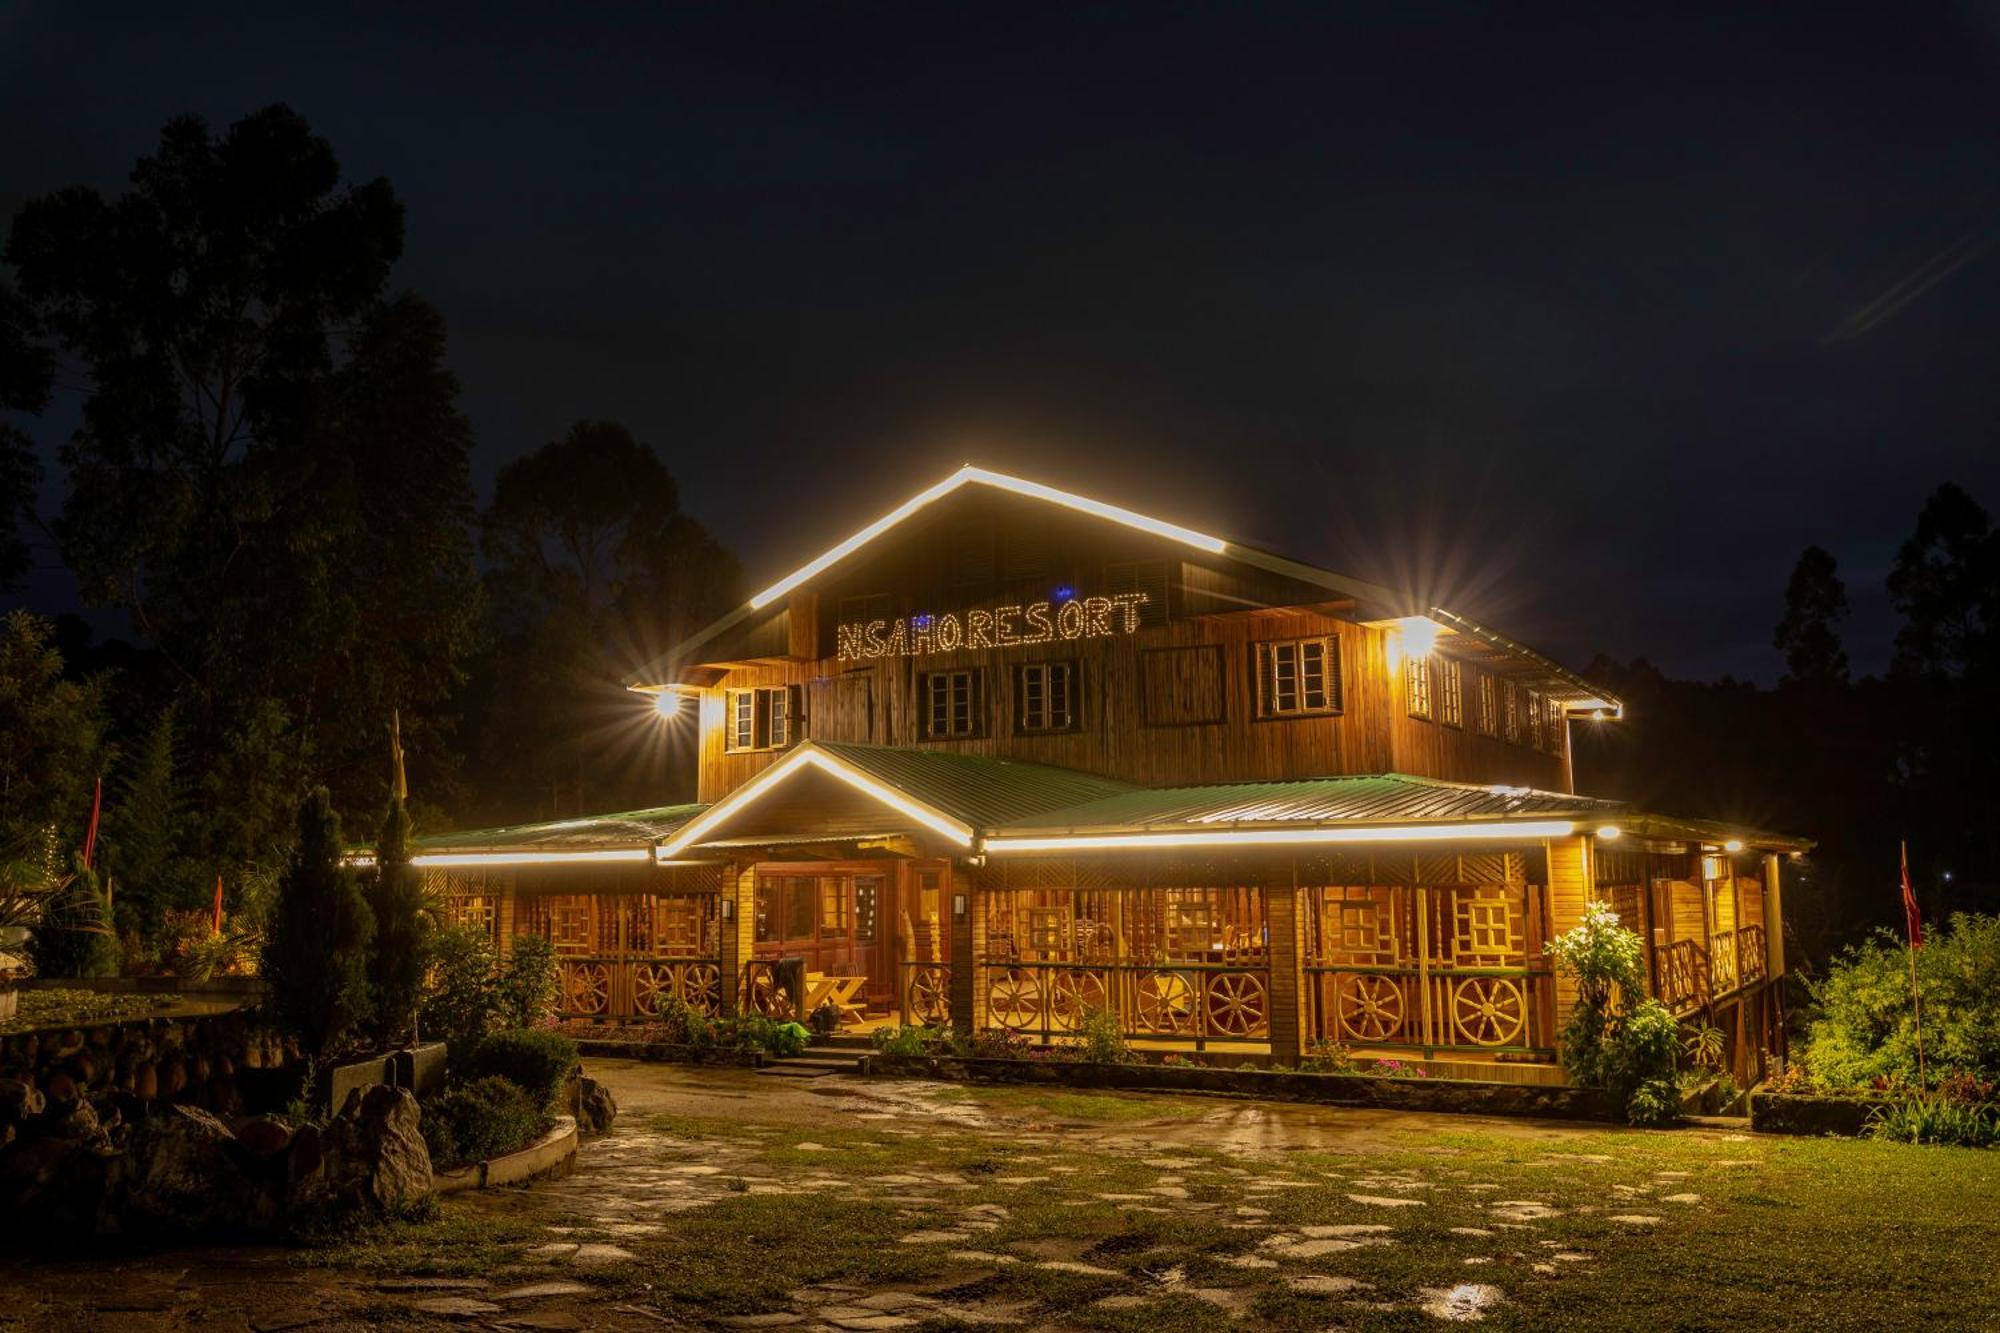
652 690 686 719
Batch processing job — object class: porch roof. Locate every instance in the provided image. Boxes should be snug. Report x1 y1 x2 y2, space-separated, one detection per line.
411 802 708 853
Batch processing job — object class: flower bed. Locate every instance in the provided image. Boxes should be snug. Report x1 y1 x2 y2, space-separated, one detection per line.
867 1052 1623 1122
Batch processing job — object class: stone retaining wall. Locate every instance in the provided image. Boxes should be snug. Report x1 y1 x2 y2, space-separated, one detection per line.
869 1054 1624 1122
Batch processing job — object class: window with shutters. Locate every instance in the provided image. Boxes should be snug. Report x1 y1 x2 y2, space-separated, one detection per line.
1254 636 1340 718
921 669 983 739
1543 695 1566 754
724 686 804 752
1405 655 1434 720
1525 688 1543 749
1476 671 1498 737
1438 657 1464 728
1016 661 1077 733
1502 679 1521 743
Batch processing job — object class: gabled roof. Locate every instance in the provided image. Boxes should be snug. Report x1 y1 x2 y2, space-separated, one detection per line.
657 741 1136 857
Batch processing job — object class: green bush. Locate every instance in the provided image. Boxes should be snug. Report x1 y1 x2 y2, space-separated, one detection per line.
1300 1039 1363 1075
421 925 500 1063
464 1028 578 1112
1803 912 2000 1089
1067 1006 1134 1064
262 790 374 1055
421 1076 546 1169
870 1024 933 1058
495 934 557 1028
730 1015 811 1057
26 857 122 979
1550 902 1680 1124
364 795 430 1044
1865 1093 2000 1149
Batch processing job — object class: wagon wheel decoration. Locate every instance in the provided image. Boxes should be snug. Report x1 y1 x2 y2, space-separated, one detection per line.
1047 970 1108 1032
1133 971 1197 1034
986 970 1044 1030
1204 971 1269 1037
631 962 670 1016
1335 973 1406 1043
744 966 789 1018
680 962 723 1016
904 964 951 1025
563 962 611 1016
1450 976 1526 1047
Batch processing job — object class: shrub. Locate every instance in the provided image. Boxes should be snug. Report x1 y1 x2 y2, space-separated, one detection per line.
465 1028 578 1112
494 934 557 1029
1685 1024 1727 1072
421 925 500 1063
729 1015 811 1057
421 1076 546 1169
262 790 374 1056
1803 913 2000 1089
1865 1093 2000 1149
1067 1006 1134 1064
1300 1039 1361 1074
649 994 718 1047
365 794 430 1043
26 857 122 979
1550 902 1679 1123
871 1024 934 1058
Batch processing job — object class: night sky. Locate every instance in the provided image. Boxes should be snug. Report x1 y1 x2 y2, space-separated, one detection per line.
5 3 1998 681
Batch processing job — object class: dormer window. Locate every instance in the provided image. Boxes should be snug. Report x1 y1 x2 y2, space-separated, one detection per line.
724 685 803 752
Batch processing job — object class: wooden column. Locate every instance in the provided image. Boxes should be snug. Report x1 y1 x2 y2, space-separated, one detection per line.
1265 862 1303 1066
1762 852 1786 983
719 860 756 1017
1545 835 1592 1054
948 864 978 1034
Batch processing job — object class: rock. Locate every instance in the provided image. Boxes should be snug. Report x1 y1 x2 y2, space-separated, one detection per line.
125 1104 259 1232
318 1084 433 1213
0 1078 45 1122
574 1075 618 1135
235 1115 293 1157
49 1097 100 1141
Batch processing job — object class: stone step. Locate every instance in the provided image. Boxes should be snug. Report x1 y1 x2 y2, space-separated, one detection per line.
756 1063 840 1079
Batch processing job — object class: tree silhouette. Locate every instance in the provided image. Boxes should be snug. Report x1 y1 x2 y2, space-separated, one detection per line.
1774 545 1850 686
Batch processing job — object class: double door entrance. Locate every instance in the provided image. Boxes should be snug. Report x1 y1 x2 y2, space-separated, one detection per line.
752 860 949 1014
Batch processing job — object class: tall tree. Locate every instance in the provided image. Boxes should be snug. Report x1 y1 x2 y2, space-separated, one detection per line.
0 283 53 592
0 610 107 859
262 787 373 1057
1773 545 1850 686
6 105 481 862
365 717 429 1043
471 421 738 820
1888 482 1996 679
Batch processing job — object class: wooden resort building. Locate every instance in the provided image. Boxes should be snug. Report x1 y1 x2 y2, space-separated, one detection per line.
410 467 1808 1086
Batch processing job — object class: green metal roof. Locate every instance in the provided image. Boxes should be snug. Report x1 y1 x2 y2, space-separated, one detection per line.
993 772 1624 835
412 803 707 852
801 742 1138 829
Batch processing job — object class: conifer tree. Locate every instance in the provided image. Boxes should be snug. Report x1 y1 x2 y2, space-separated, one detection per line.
262 788 373 1056
365 784 429 1043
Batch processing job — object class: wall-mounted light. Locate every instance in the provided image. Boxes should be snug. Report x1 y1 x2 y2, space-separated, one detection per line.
1595 825 1622 841
1723 839 1744 853
952 893 968 921
720 897 735 922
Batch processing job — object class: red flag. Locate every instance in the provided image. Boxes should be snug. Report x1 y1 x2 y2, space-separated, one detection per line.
1900 841 1923 949
82 775 103 869
212 875 225 934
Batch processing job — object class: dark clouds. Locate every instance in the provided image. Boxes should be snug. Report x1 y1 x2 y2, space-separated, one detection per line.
4 2 1997 680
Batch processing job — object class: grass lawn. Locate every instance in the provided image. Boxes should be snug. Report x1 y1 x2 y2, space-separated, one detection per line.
292 1075 2000 1331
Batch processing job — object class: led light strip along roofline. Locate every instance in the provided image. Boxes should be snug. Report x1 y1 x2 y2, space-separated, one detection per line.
408 848 657 868
747 466 1228 610
657 746 976 858
983 819 1577 854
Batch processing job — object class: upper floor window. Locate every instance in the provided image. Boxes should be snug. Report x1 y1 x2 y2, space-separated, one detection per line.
1502 679 1521 743
1543 695 1566 754
1525 688 1544 749
1255 636 1340 717
1405 654 1433 721
1016 661 1077 733
1476 671 1498 737
1438 657 1464 729
725 685 802 752
922 668 984 739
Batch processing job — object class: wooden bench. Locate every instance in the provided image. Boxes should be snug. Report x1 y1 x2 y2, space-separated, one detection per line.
803 971 868 1026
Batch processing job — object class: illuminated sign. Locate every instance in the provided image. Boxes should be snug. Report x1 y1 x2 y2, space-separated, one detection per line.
835 592 1150 662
